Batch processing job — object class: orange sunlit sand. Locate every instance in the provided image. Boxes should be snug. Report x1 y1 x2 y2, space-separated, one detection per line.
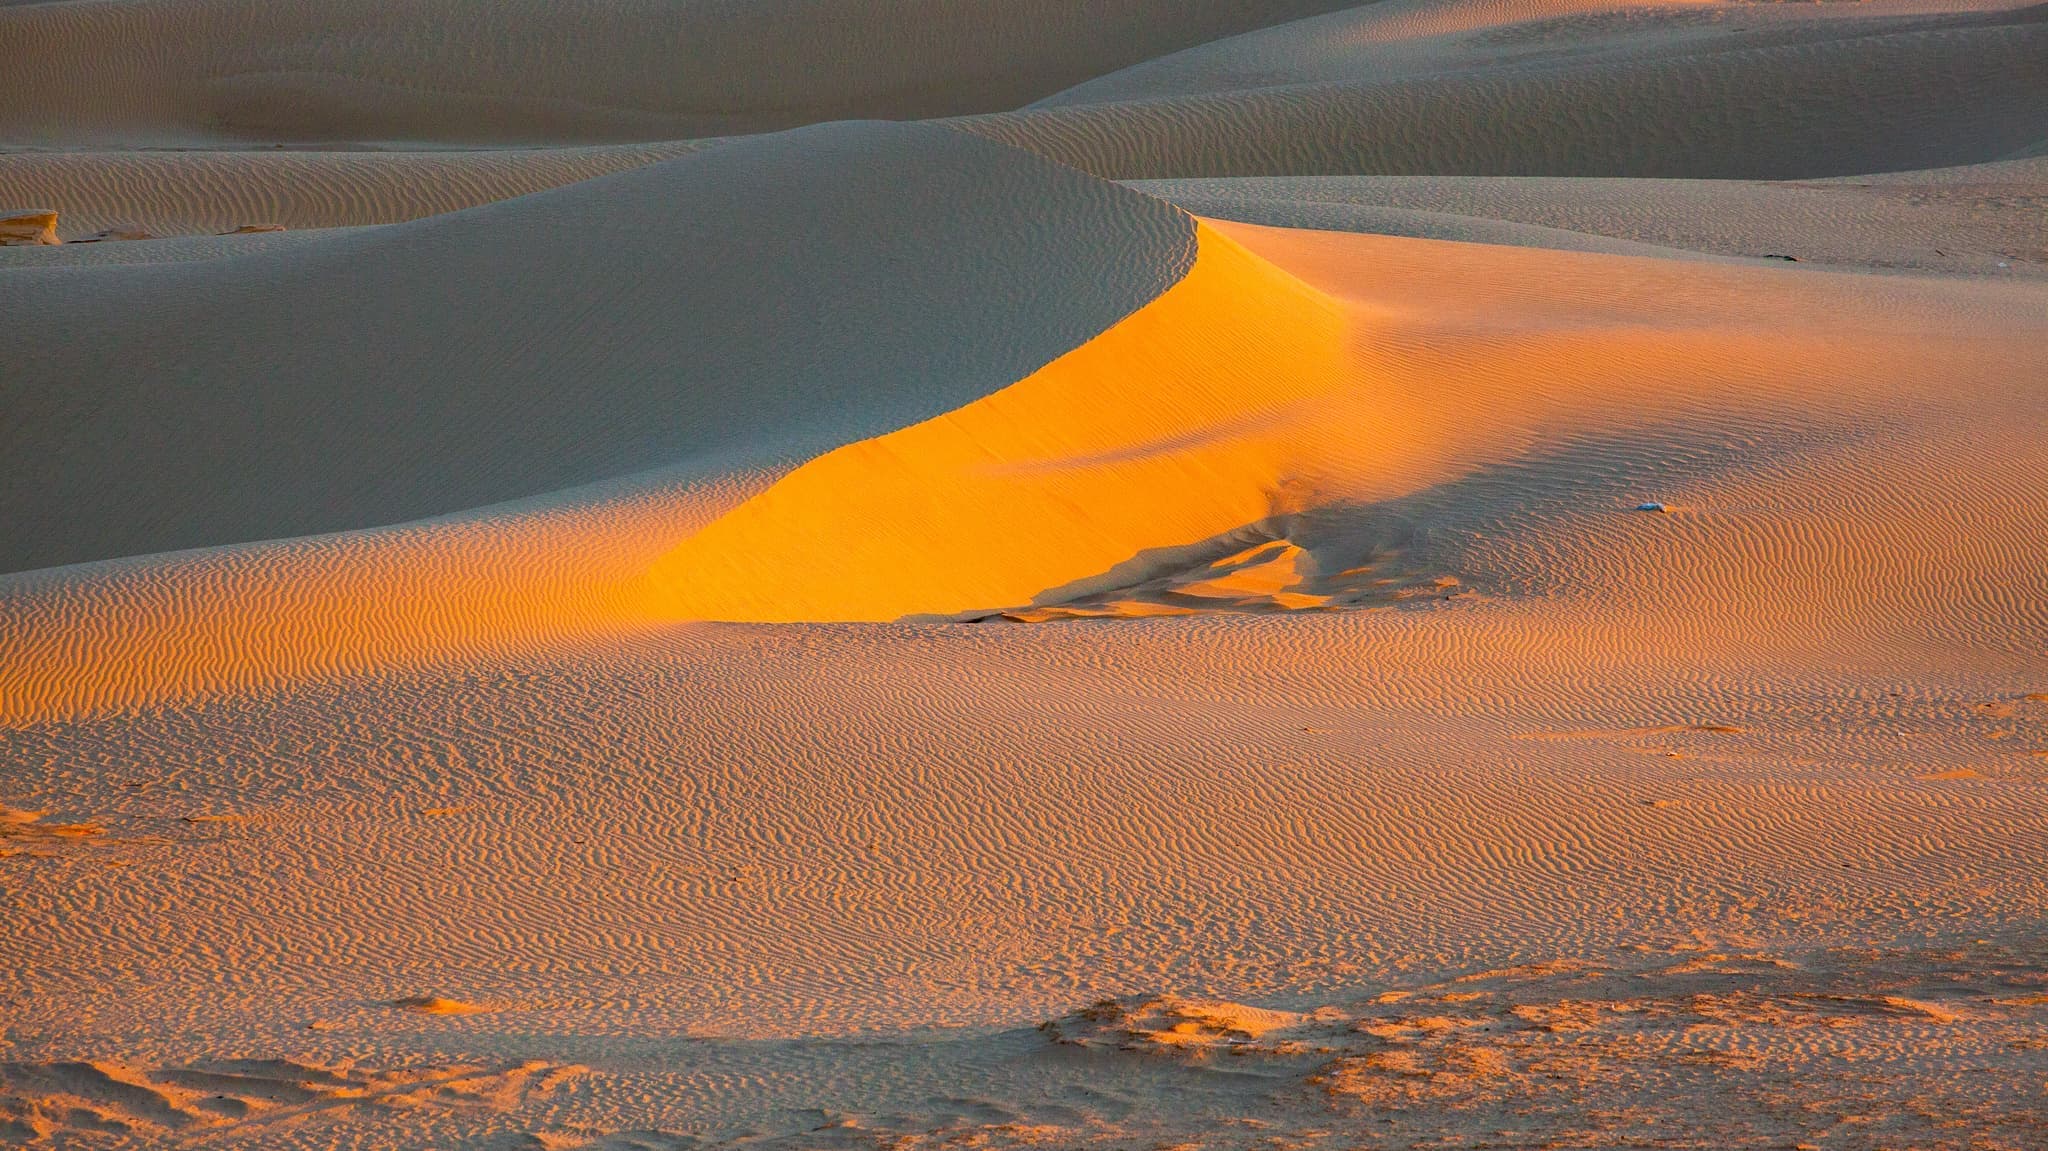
2 0 2046 1146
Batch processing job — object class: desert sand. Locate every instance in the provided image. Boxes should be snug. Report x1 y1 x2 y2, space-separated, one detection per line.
3 1 2046 1148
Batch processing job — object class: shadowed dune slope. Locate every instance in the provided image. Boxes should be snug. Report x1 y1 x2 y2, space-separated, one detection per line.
0 122 1196 574
957 5 2048 178
0 142 706 238
0 0 1358 146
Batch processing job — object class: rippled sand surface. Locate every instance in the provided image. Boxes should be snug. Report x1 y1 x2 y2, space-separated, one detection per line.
4 1 2045 1146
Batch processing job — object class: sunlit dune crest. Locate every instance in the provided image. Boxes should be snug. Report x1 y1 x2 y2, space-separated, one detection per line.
652 218 2047 627
650 221 1353 623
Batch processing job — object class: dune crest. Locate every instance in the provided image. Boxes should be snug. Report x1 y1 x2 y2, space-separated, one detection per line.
649 216 2047 625
651 222 1359 623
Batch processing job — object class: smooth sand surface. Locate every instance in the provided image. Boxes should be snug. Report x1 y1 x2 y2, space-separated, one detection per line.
5 2 2046 1148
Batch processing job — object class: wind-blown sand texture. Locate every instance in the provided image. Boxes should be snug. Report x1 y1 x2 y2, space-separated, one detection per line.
4 1 2046 1148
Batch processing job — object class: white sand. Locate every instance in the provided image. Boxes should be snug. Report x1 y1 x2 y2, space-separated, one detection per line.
3 2 2046 1148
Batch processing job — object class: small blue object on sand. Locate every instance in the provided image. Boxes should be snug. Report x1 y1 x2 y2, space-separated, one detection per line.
1635 502 1667 512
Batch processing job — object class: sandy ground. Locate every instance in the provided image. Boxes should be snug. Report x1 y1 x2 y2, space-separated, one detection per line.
3 1 2046 1148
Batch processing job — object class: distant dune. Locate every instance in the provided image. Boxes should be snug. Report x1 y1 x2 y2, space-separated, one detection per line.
0 0 1358 146
960 4 2048 177
1033 0 2037 108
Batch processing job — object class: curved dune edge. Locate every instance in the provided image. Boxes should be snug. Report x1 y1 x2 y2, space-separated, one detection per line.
649 222 1363 623
650 216 2048 625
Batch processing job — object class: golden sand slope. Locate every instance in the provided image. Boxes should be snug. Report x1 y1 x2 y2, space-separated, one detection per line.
651 223 1354 623
0 471 764 728
651 217 2047 626
0 0 1356 146
959 2 2048 177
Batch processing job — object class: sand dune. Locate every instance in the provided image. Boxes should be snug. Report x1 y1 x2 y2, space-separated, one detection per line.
1035 0 2035 108
7 215 2040 739
0 0 1357 146
652 221 1351 623
960 5 2048 178
0 207 59 245
5 3 2047 1149
652 219 2046 628
0 121 1193 574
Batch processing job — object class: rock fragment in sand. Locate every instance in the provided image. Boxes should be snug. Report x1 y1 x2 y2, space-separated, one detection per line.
0 209 60 246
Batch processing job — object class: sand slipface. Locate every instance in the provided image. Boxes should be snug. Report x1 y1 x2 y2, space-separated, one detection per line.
4 1 2048 1149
